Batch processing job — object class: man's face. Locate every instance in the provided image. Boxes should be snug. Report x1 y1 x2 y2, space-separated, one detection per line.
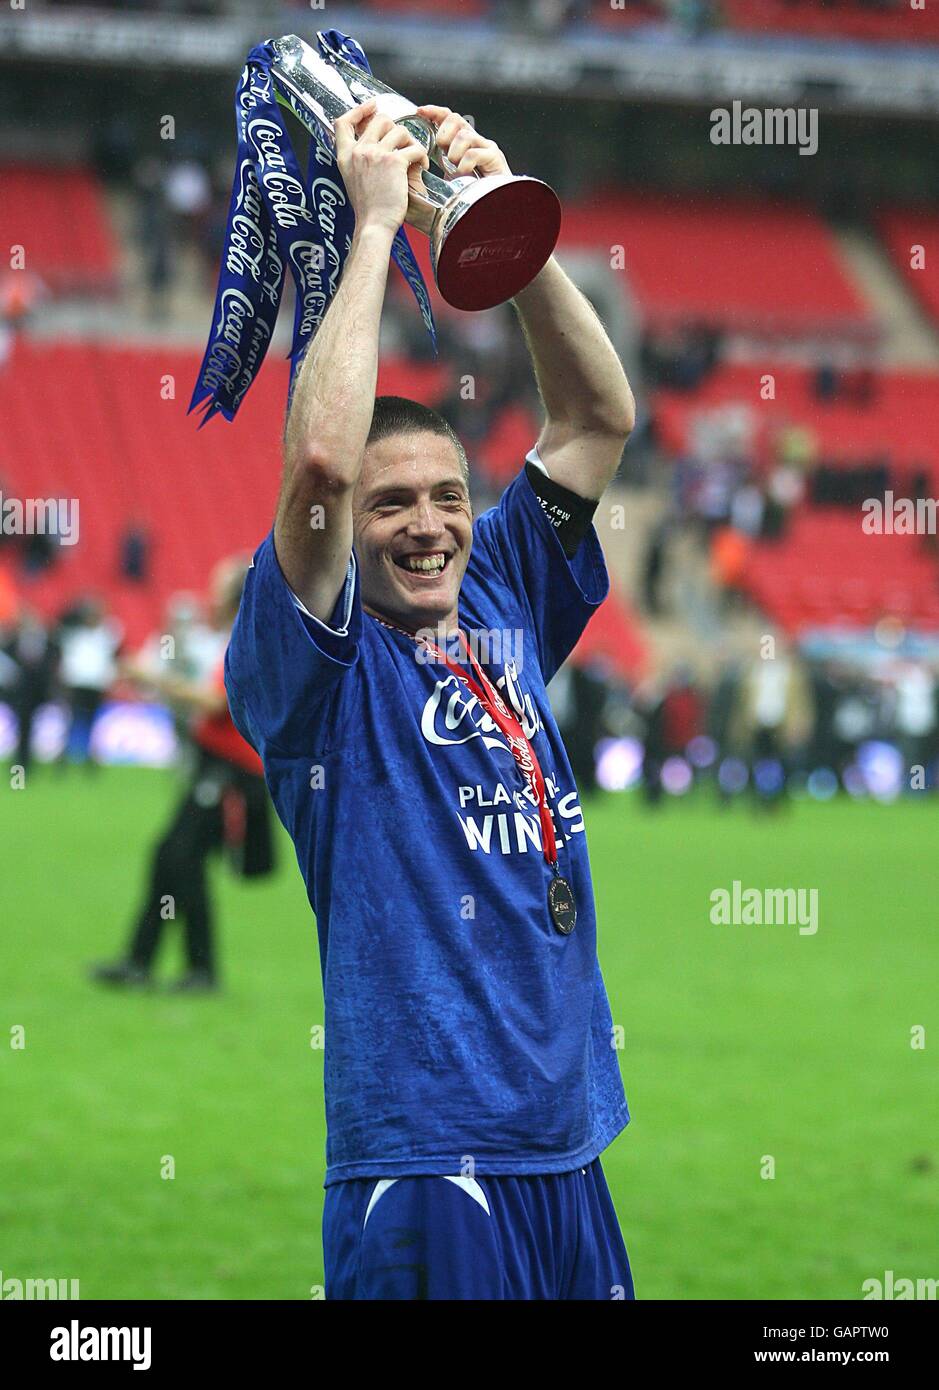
352 430 473 634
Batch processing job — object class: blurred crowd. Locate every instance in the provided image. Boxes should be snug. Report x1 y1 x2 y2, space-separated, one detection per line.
6 589 937 804
128 151 229 322
0 584 228 773
0 597 122 772
553 642 939 803
635 328 939 618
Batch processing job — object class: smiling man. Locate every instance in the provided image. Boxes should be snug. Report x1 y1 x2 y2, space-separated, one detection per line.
349 404 473 637
225 98 637 1300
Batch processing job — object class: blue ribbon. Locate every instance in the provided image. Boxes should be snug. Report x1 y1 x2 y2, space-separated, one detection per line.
190 30 436 427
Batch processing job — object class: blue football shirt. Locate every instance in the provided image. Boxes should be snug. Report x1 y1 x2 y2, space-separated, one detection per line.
225 461 629 1185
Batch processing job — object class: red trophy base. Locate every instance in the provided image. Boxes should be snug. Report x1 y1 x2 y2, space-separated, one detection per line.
430 175 562 312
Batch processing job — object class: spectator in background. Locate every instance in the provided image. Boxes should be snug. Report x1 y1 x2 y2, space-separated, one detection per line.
90 557 274 993
774 421 816 474
0 555 18 626
165 157 211 241
729 643 814 804
0 478 16 560
132 591 227 747
754 419 813 541
809 661 879 781
893 663 937 783
708 652 742 776
709 524 751 611
911 466 937 556
813 358 839 403
764 458 806 539
813 359 877 408
729 479 766 539
555 658 612 795
133 156 172 321
0 268 47 370
667 0 718 38
808 658 844 775
21 528 58 577
439 369 501 476
639 665 703 805
685 403 754 539
640 512 673 615
56 596 122 770
162 592 227 686
640 320 722 392
3 607 59 774
119 518 152 584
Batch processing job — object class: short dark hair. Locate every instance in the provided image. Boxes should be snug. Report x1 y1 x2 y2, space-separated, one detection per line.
366 396 469 486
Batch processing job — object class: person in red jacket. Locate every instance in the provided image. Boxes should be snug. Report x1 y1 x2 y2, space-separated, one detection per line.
91 557 273 993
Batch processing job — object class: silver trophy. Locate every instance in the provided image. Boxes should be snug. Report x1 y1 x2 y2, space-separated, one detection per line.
270 32 561 311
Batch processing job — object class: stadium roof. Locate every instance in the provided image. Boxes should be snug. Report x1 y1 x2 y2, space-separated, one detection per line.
3 4 939 119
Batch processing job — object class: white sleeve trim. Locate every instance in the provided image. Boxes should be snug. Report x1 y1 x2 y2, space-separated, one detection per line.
525 443 550 477
288 552 357 638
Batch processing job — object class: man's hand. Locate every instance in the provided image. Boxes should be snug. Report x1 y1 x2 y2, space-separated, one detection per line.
335 98 430 235
416 105 512 179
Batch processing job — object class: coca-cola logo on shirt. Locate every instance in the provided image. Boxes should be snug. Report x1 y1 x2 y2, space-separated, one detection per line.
420 659 540 755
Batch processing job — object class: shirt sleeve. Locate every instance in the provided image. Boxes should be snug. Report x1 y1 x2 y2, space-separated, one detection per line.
224 529 361 757
472 449 610 684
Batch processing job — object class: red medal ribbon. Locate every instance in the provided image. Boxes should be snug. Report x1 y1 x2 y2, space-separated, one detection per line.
415 627 559 869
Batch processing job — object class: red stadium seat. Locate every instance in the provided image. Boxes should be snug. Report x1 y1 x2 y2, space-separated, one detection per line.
745 513 939 633
723 0 939 45
878 209 939 332
559 193 871 340
655 362 939 492
0 340 559 646
0 163 119 296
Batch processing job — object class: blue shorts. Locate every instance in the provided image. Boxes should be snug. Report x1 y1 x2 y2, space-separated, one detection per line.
323 1158 634 1300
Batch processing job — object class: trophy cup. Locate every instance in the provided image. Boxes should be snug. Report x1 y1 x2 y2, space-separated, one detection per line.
270 32 561 311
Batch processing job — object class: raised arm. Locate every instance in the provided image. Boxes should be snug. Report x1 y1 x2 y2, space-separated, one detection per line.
511 258 635 499
276 99 429 621
418 104 635 501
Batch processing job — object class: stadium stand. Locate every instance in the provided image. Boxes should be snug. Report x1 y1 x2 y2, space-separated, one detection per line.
0 338 645 661
877 209 939 330
651 354 939 633
0 130 934 661
722 0 939 46
0 339 285 643
360 0 490 16
358 0 939 44
655 362 939 486
745 509 939 634
0 163 118 296
558 194 873 340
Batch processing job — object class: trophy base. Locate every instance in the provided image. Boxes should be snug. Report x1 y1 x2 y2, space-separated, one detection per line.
430 175 561 311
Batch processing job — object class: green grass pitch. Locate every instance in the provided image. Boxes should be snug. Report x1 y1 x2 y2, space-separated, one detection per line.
2 766 937 1299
